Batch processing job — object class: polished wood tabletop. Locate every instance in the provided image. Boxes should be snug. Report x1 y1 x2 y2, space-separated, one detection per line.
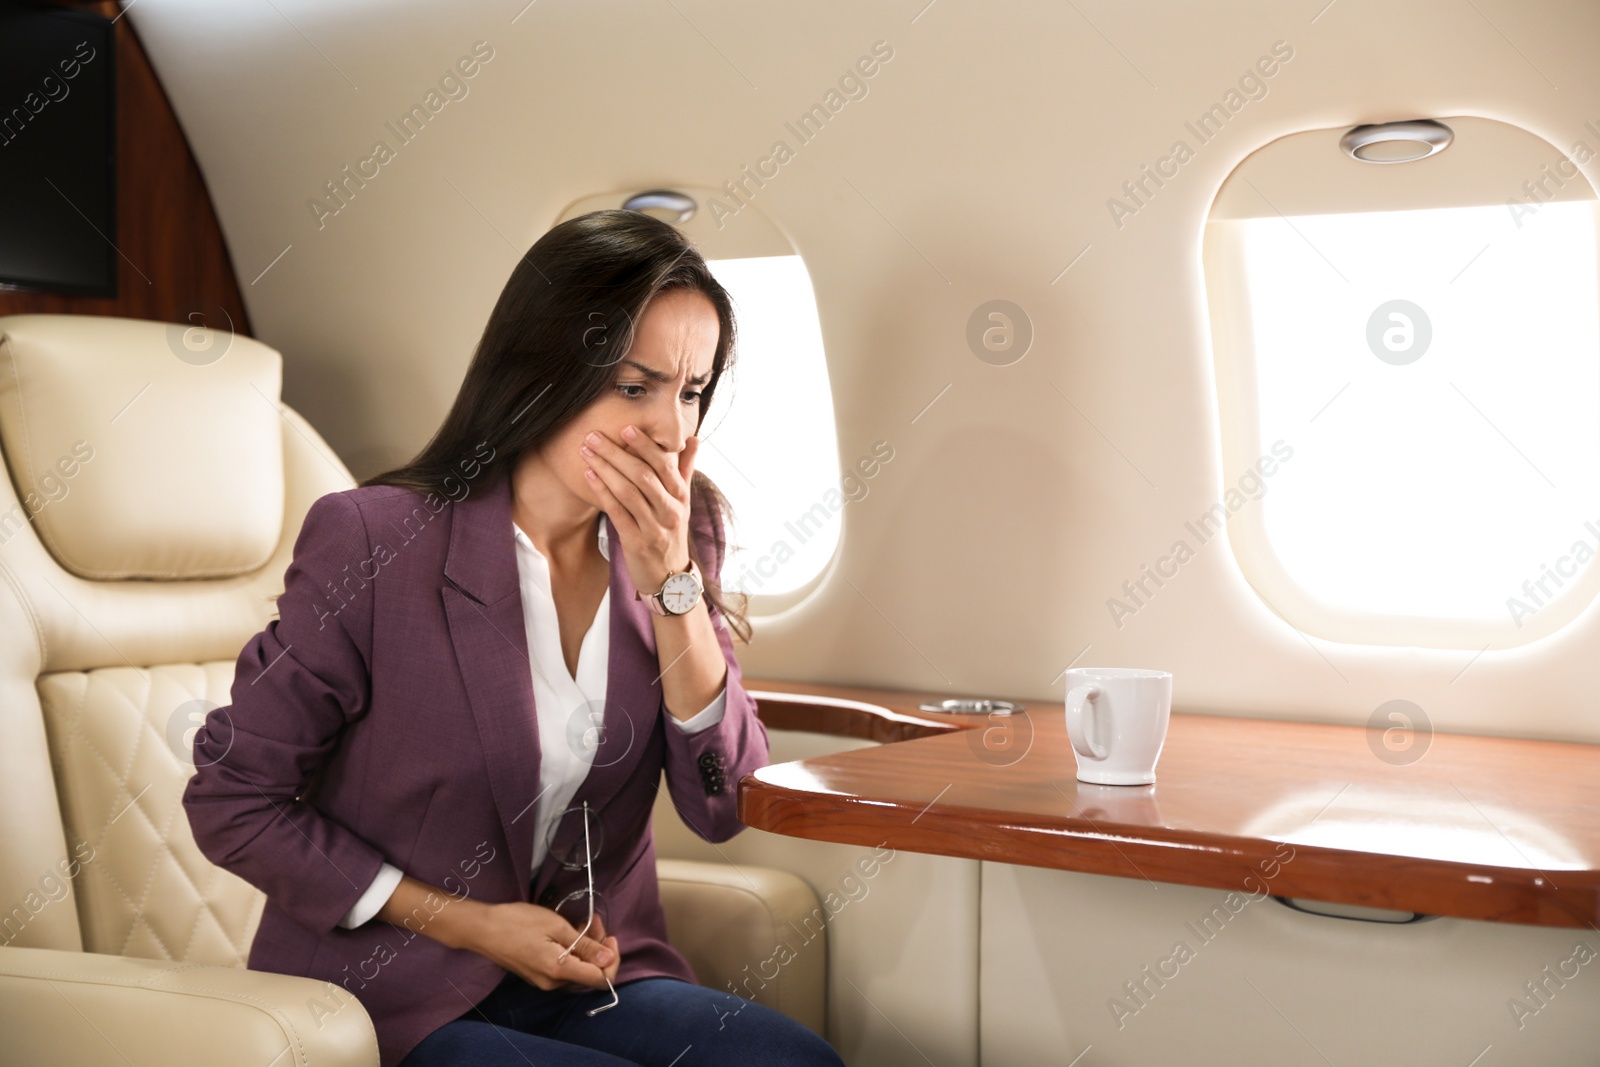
738 678 1600 928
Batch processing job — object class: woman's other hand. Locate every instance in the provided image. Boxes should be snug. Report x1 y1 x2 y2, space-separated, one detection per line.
376 876 620 991
466 900 620 991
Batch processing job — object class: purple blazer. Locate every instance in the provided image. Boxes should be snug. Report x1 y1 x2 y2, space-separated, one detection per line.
182 468 770 1066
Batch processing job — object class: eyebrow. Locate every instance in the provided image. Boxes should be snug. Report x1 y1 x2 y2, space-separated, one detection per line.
621 359 711 386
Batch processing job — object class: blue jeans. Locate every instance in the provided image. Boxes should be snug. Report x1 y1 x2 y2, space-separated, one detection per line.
401 972 847 1066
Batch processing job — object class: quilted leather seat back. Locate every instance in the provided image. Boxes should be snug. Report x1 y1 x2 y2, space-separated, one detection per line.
36 664 266 964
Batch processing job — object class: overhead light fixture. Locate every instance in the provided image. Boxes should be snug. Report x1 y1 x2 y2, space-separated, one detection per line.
621 189 697 224
1340 119 1454 163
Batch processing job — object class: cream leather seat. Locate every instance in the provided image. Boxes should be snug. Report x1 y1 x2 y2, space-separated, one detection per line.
0 313 826 1065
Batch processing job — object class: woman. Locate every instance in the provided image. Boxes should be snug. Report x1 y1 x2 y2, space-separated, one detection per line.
183 210 846 1067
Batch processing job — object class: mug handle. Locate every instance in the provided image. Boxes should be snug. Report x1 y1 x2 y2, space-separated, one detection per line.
1065 685 1108 760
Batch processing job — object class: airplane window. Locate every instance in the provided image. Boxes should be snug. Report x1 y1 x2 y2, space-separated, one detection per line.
1204 117 1600 648
699 254 842 600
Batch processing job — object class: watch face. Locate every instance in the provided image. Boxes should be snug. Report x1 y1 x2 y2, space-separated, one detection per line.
662 571 702 614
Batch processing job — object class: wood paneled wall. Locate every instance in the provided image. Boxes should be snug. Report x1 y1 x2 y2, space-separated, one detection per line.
0 1 250 336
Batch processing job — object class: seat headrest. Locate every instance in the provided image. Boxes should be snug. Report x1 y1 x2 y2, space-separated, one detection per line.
0 314 285 579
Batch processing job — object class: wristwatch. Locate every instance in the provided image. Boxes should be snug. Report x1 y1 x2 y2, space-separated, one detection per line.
639 557 703 616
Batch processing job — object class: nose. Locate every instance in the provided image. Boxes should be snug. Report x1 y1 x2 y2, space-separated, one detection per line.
642 391 689 454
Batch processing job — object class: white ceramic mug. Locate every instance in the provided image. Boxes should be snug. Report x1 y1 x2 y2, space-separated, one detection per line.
1064 667 1172 785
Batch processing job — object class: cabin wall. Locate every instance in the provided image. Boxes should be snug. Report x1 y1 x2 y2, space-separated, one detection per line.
124 1 1600 741
983 862 1600 1066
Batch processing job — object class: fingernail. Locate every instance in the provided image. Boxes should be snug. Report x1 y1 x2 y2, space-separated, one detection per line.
623 426 636 440
585 432 600 446
597 949 613 965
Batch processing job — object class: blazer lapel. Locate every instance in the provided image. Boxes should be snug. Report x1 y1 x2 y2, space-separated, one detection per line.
442 473 542 892
533 510 661 899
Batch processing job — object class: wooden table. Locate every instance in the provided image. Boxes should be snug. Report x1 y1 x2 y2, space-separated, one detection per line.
738 678 1600 928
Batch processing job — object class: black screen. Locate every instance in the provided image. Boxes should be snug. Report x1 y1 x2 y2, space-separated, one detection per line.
0 4 116 297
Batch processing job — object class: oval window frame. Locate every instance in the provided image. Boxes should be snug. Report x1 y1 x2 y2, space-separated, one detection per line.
1201 116 1600 649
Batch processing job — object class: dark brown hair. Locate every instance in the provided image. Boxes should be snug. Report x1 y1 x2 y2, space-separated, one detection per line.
361 209 750 642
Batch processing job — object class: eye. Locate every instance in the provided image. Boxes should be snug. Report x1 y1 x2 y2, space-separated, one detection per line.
615 382 702 404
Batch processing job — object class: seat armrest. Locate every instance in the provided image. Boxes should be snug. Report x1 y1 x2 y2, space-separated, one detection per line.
0 945 379 1067
656 856 827 1037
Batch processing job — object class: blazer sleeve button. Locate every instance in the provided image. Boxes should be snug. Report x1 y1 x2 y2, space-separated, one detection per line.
698 750 728 795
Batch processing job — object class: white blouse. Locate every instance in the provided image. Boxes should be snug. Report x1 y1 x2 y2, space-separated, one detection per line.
340 516 726 928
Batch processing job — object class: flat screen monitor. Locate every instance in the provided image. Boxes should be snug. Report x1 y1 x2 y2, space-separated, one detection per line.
0 4 116 297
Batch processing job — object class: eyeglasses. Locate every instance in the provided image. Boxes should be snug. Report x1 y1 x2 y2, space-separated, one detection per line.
546 801 617 1016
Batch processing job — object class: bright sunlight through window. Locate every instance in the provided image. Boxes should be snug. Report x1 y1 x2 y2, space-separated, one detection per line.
695 255 840 600
1239 199 1600 635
